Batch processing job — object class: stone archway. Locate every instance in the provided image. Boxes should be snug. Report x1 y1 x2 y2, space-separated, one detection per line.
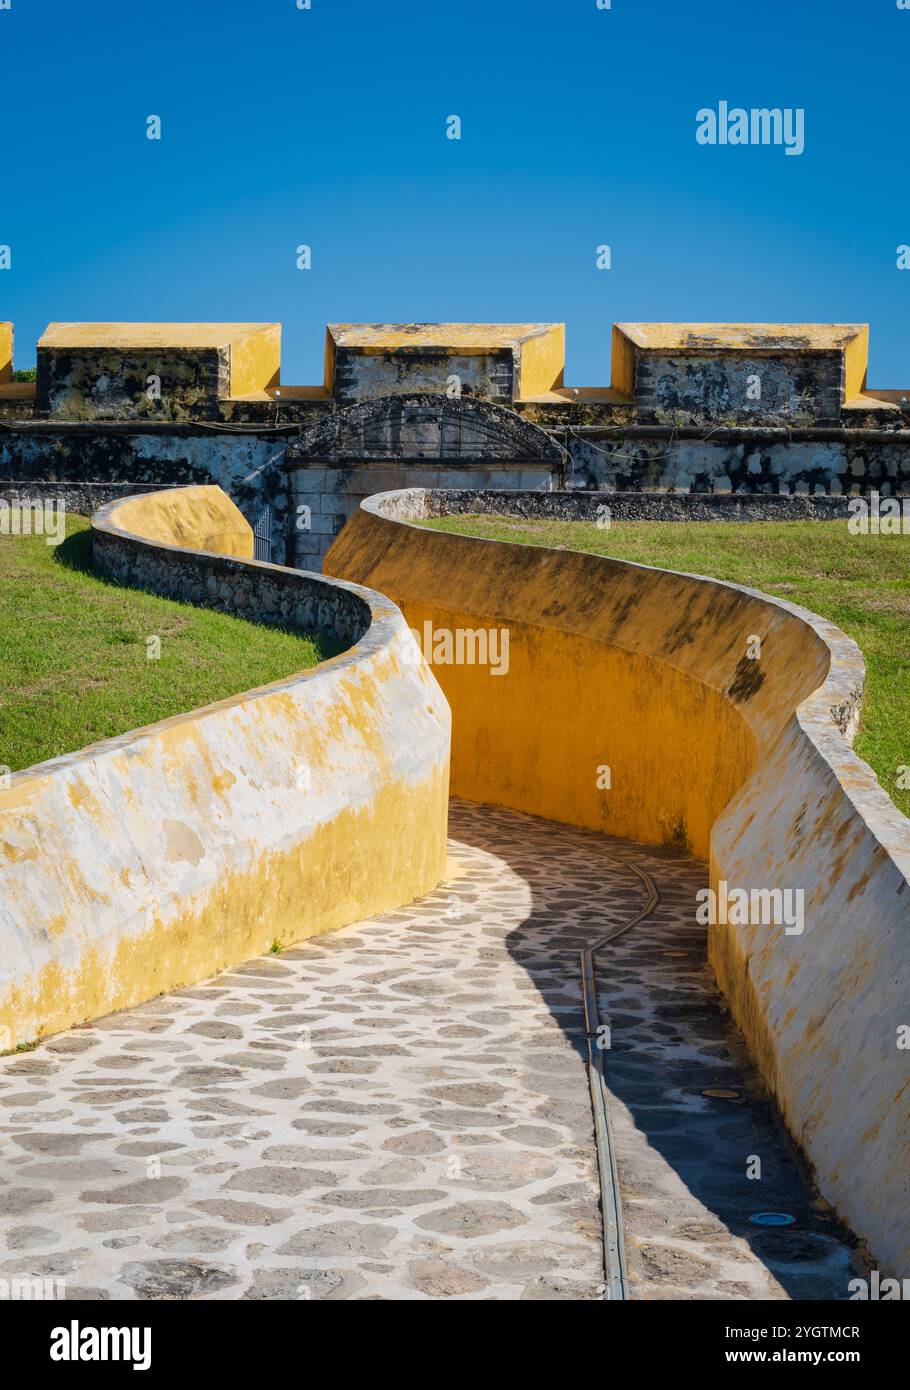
283 393 566 570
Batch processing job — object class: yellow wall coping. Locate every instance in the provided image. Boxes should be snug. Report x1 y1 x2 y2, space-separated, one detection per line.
327 322 562 354
108 484 254 558
615 323 868 353
38 323 281 398
39 322 277 350
0 322 11 383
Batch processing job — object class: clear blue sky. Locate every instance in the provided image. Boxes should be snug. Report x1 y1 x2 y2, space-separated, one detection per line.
2 0 908 387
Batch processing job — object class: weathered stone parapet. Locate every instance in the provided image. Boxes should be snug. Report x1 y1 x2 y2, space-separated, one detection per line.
385 487 854 524
36 322 280 421
1 320 908 567
612 323 869 426
325 322 565 405
0 318 903 426
326 486 910 1275
0 485 450 1049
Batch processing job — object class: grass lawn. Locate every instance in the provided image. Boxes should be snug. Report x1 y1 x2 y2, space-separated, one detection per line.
0 516 335 773
421 514 910 818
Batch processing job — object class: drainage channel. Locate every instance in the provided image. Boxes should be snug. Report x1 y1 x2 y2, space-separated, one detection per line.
581 860 660 1302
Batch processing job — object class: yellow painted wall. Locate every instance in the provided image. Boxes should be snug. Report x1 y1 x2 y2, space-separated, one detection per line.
326 490 910 1275
394 599 750 856
325 507 824 858
109 484 255 558
0 487 450 1047
0 322 11 383
515 325 565 399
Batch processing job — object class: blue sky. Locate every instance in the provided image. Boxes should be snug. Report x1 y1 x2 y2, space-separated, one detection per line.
1 0 908 387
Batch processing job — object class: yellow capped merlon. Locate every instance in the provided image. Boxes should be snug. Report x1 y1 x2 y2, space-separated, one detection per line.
0 322 11 383
612 323 869 400
325 323 565 399
38 322 281 398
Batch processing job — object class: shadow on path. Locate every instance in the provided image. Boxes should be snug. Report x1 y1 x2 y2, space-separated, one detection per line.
449 801 863 1301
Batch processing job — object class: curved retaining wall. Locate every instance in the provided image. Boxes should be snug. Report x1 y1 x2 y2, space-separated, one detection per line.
0 486 450 1047
326 487 910 1273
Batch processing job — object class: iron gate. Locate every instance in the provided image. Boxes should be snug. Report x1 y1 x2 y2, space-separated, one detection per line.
253 507 272 561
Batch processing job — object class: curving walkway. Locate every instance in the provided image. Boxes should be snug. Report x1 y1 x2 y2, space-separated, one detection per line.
0 803 858 1301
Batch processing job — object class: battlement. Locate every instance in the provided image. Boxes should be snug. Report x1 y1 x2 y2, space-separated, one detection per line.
613 322 870 426
0 318 902 426
34 322 280 421
326 322 565 405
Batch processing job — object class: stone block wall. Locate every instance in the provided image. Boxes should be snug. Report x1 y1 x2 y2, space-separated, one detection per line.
325 323 564 405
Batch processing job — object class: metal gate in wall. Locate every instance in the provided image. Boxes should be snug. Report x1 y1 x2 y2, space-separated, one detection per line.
253 507 272 561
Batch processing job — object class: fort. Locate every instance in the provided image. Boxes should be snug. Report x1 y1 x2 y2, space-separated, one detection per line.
0 317 907 1300
1 316 907 571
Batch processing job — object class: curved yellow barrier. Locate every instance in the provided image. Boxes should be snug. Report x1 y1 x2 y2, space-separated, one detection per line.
0 486 450 1047
326 487 910 1274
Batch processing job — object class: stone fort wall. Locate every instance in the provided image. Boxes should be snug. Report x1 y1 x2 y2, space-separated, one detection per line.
1 319 908 569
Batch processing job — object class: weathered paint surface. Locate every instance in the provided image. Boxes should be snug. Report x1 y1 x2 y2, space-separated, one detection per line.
111 484 254 558
0 486 450 1049
326 323 565 404
36 323 280 419
326 488 910 1275
562 435 909 495
0 322 11 383
613 325 869 427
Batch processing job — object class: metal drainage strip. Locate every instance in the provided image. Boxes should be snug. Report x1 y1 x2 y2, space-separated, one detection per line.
580 860 660 1302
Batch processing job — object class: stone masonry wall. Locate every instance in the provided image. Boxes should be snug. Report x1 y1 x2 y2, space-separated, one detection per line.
2 319 909 571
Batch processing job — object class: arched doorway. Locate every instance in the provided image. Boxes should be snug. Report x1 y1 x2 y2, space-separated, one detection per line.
283 392 566 570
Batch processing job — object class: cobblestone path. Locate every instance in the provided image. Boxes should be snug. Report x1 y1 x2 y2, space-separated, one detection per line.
0 802 859 1300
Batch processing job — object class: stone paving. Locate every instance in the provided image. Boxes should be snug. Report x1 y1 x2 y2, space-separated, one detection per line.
0 801 861 1300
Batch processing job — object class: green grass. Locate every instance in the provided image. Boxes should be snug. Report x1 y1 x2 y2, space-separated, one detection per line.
422 514 910 818
0 516 336 772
